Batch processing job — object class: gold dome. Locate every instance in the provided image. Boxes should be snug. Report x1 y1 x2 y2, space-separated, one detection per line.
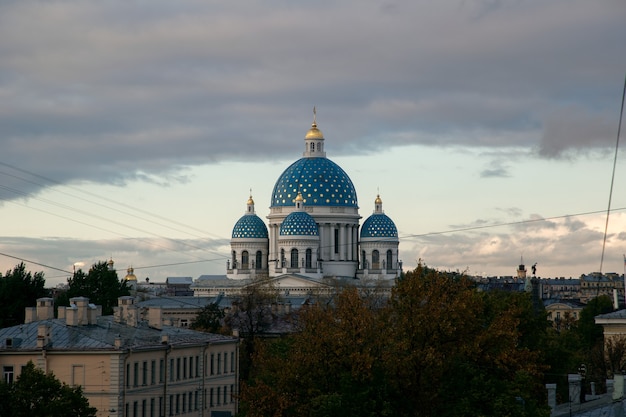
295 192 304 202
247 195 255 205
375 194 382 204
305 123 324 140
125 266 137 281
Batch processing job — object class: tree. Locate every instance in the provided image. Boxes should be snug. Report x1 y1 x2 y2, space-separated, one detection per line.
57 261 130 315
0 361 96 417
0 263 48 328
191 302 226 333
241 265 550 417
224 277 279 381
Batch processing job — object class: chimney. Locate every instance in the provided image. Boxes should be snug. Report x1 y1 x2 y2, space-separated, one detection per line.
36 298 54 320
114 336 123 349
148 307 163 330
69 297 90 326
36 323 50 348
24 307 36 324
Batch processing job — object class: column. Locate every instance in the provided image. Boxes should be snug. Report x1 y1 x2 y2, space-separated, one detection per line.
339 224 345 261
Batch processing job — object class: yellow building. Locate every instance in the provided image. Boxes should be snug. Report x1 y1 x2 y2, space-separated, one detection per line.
0 296 239 417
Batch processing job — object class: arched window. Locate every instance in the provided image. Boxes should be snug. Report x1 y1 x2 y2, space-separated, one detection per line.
361 250 367 269
372 250 380 270
241 251 249 269
280 249 285 268
310 142 315 151
231 251 237 269
305 249 312 269
386 250 393 271
290 248 299 268
256 251 263 270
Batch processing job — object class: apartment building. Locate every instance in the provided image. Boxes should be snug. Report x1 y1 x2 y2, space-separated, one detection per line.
0 296 239 417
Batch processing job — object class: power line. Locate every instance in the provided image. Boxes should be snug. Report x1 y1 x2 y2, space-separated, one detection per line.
599 71 626 273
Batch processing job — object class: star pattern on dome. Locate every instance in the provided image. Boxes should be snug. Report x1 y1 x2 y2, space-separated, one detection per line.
232 214 269 239
361 213 398 238
271 158 357 207
280 211 319 236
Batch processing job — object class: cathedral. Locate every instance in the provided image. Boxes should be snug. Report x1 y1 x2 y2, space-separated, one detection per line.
193 112 400 296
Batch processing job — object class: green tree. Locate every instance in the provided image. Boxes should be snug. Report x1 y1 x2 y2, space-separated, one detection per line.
241 265 550 417
0 263 48 328
0 361 96 417
57 261 130 315
191 302 225 333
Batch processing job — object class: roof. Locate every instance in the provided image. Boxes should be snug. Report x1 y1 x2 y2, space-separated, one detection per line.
136 296 219 309
0 316 235 351
166 277 193 285
361 213 398 239
271 157 358 208
232 213 269 239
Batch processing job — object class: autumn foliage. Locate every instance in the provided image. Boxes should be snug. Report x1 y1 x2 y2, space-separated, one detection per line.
240 265 550 417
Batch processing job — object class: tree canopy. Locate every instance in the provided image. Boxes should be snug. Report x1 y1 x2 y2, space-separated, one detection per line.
0 263 48 328
0 361 96 417
56 261 130 315
240 265 550 417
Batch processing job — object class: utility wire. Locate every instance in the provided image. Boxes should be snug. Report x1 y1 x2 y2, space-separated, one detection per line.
600 72 626 273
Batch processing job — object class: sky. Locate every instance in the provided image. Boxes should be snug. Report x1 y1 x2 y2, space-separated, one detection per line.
0 0 625 287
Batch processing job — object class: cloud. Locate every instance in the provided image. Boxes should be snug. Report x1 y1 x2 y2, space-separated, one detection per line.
0 0 622 203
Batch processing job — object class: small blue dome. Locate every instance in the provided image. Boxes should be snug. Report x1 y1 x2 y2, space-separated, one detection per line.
271 157 358 208
280 211 319 236
232 214 268 239
360 213 398 239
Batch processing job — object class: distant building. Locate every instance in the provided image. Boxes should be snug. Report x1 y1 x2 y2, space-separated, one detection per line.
580 272 624 304
0 296 239 417
544 299 586 330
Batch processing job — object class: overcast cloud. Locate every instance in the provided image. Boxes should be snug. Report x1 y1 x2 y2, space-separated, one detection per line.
0 0 625 284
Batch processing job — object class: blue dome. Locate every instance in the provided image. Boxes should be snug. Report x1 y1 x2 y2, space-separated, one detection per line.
360 213 398 239
232 214 268 239
280 211 319 236
271 157 358 207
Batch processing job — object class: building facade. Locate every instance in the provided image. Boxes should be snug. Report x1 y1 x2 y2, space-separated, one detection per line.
0 296 239 417
195 112 400 296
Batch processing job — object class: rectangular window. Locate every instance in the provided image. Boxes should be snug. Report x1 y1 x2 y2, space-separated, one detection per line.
134 362 139 387
195 355 199 377
142 361 148 385
159 359 164 383
175 394 180 414
189 356 193 378
183 357 187 379
126 403 129 417
126 363 130 387
334 229 339 254
150 398 155 417
151 360 156 385
176 357 181 380
169 395 173 416
217 387 221 405
159 397 163 417
210 388 214 407
182 392 186 413
217 353 221 375
231 351 235 373
194 391 198 410
133 401 138 417
142 399 146 417
3 366 13 384
210 354 214 375
230 384 235 403
223 385 227 404
169 359 174 382
72 364 85 387
188 392 192 412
